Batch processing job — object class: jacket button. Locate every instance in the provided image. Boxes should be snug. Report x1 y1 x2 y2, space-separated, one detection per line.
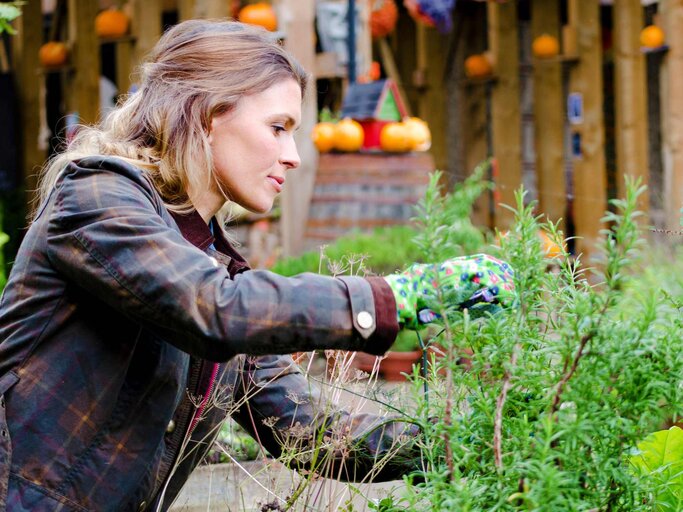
356 311 374 329
166 420 176 434
138 501 147 511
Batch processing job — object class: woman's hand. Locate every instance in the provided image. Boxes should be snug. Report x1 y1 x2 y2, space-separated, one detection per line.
383 254 516 329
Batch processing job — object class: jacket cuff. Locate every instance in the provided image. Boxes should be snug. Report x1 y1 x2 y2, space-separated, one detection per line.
364 276 399 355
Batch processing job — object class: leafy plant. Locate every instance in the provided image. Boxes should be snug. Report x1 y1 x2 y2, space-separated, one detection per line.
388 177 683 510
271 224 423 277
630 426 683 511
0 2 23 34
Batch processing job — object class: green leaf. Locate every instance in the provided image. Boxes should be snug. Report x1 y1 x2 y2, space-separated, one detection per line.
631 426 683 510
0 4 22 23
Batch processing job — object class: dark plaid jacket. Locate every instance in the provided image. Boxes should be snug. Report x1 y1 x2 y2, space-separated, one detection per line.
0 157 418 511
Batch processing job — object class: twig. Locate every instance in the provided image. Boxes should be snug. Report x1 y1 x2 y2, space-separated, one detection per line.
550 329 595 415
493 344 518 470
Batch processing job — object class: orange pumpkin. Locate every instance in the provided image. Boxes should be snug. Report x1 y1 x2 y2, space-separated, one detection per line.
640 25 665 48
95 9 130 38
532 34 560 59
538 230 565 259
402 117 431 152
380 122 411 153
334 118 364 152
238 3 278 32
464 53 493 79
370 0 398 40
39 41 69 67
311 122 337 153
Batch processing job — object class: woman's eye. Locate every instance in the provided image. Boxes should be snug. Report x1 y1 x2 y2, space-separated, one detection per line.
273 125 286 134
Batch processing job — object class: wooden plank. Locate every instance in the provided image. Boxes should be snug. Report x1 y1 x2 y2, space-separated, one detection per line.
566 0 607 260
613 0 649 215
177 0 197 21
66 0 100 124
450 3 490 228
11 0 45 196
131 0 162 77
531 0 566 229
418 26 448 176
487 1 522 230
657 0 683 231
193 0 231 19
304 152 433 249
280 0 317 256
115 39 133 96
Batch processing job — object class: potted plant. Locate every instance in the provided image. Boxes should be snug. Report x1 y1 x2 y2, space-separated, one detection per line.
379 330 422 382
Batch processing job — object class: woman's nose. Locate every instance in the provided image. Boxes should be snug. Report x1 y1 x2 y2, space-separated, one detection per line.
281 135 301 170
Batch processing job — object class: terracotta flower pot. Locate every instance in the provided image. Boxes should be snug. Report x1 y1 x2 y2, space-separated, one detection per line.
380 350 422 381
350 351 381 375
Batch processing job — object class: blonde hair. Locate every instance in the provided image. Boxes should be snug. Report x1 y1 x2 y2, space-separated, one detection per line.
35 19 308 220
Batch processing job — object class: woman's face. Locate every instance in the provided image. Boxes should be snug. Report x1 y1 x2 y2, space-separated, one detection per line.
206 78 302 216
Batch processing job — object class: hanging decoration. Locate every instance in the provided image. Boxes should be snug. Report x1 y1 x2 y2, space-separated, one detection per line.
370 0 399 40
403 0 456 33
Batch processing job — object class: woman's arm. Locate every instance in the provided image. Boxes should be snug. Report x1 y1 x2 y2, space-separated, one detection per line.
44 159 398 361
230 354 423 483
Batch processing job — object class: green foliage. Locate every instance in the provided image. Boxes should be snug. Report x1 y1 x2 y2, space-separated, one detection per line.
630 426 683 511
411 162 490 262
389 177 683 510
271 225 423 277
207 419 262 464
271 164 490 278
0 2 23 34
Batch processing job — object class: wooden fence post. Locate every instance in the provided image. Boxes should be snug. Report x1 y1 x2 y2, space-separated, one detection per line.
613 0 649 215
566 0 607 261
659 0 683 231
531 0 566 229
66 0 100 125
11 0 45 195
488 0 522 230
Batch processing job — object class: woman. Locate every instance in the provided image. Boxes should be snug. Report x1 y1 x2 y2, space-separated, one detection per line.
0 19 514 511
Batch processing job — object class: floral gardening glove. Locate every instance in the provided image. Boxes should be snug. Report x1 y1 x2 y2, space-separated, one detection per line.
383 254 516 329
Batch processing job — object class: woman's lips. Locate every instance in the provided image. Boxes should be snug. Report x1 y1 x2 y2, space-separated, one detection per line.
267 175 284 193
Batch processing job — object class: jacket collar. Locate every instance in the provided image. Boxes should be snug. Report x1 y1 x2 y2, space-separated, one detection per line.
170 210 250 275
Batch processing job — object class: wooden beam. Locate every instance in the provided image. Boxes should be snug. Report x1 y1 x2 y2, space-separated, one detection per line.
566 0 607 260
131 0 162 80
613 0 649 215
487 0 522 230
11 0 45 195
280 0 317 256
531 0 566 229
177 0 197 21
659 0 683 231
449 3 490 227
66 0 100 125
415 26 448 174
192 0 231 19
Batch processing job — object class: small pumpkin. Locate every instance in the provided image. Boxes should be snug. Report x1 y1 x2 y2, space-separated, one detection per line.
464 53 493 79
380 122 411 153
370 0 398 40
95 9 130 38
311 122 337 153
538 230 565 259
334 118 364 152
402 117 431 152
640 25 665 48
238 3 278 32
39 41 68 67
532 34 560 59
